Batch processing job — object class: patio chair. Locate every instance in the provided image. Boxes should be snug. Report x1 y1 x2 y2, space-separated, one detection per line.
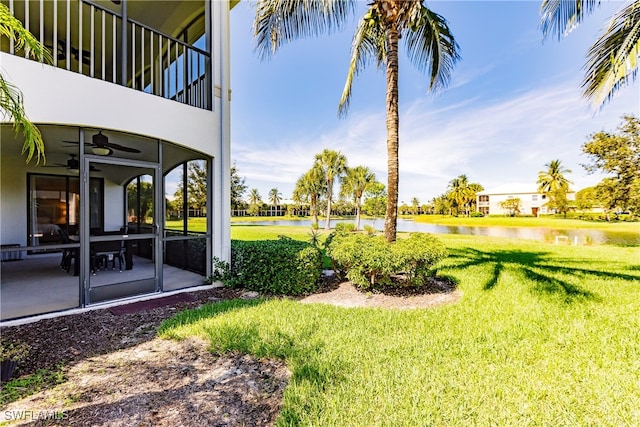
91 240 124 274
59 229 77 274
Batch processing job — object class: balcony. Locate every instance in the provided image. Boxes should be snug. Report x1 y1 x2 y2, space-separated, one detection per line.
2 0 212 110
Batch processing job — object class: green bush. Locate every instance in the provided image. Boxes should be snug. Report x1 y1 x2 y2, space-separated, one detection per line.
209 238 323 295
470 211 485 217
363 224 377 235
326 232 448 289
392 233 448 285
334 222 356 233
326 233 396 288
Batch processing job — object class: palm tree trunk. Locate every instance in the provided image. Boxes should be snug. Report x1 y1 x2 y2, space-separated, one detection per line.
383 24 400 242
311 194 319 227
325 181 332 230
355 198 362 231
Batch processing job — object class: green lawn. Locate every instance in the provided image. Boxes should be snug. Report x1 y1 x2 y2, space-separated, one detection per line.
410 214 639 232
169 215 639 234
160 229 640 425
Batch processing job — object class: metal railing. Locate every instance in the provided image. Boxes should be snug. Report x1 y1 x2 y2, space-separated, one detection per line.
2 0 212 110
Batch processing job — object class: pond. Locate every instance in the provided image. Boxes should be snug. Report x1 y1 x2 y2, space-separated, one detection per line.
233 218 640 246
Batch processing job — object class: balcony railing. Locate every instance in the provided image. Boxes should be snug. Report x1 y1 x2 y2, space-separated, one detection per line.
3 0 212 110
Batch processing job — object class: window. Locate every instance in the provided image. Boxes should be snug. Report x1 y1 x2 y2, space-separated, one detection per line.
532 195 538 201
479 195 489 202
28 174 103 246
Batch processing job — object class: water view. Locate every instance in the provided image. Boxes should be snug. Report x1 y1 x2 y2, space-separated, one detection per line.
233 218 640 246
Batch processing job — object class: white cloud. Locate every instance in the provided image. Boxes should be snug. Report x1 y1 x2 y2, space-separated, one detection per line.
232 76 638 203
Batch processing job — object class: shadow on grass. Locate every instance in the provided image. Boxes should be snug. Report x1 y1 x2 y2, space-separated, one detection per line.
445 247 640 303
159 298 343 425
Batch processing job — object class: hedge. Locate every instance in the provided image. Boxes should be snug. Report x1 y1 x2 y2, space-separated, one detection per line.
209 237 323 295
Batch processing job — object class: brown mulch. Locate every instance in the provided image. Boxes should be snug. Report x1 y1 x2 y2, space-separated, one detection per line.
0 277 459 426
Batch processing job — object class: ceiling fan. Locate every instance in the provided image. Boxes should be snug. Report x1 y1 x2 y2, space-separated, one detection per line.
44 154 101 172
64 131 141 156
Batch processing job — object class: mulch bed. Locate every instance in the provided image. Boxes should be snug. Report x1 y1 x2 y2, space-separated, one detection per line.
1 287 242 379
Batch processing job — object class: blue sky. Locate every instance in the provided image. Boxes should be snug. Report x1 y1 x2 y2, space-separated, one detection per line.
229 1 639 205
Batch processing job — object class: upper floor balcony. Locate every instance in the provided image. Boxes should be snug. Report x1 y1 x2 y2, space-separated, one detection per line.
1 0 213 110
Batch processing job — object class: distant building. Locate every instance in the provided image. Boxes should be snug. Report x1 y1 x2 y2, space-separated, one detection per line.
476 184 575 216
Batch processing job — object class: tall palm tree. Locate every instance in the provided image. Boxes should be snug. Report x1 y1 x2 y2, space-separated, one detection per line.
293 166 326 227
537 159 573 215
537 159 572 194
249 188 262 206
340 166 375 230
447 174 470 216
0 3 53 163
540 0 640 108
268 187 282 216
410 197 420 215
254 0 459 241
314 149 347 230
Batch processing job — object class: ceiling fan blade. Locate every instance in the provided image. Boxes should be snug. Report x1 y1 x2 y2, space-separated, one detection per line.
62 140 91 146
103 142 141 153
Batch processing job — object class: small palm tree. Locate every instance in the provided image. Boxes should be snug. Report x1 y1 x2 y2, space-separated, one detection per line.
411 197 420 215
540 0 640 109
293 166 326 227
249 188 262 206
537 159 572 193
537 159 573 215
268 187 282 216
447 174 470 216
0 3 53 163
340 166 375 230
254 0 460 241
314 149 348 230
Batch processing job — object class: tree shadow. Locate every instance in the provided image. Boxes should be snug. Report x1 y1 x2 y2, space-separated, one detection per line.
445 247 638 304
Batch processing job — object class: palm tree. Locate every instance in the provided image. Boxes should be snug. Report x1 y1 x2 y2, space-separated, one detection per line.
293 166 326 226
537 159 573 215
253 0 459 241
268 187 282 216
249 188 262 206
314 149 347 230
340 166 375 230
467 182 484 214
537 159 572 193
540 0 640 109
0 3 53 163
447 174 470 216
411 197 420 215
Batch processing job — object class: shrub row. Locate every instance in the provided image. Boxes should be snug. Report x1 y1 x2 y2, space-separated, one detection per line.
209 237 323 295
325 232 447 289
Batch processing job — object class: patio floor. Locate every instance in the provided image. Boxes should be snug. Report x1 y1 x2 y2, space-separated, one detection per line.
0 253 205 321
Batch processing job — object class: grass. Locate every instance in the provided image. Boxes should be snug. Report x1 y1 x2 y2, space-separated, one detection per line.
411 214 638 232
169 215 639 234
0 365 66 406
160 229 640 425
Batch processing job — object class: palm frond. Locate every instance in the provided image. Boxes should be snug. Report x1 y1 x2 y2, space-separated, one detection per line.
254 0 355 60
540 0 601 41
339 8 386 117
0 4 52 63
403 6 460 92
0 73 45 164
583 1 640 109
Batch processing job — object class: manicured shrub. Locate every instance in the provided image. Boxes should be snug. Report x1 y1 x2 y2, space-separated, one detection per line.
470 211 485 217
363 225 377 235
209 238 323 295
325 232 448 289
326 233 397 288
334 222 356 233
392 233 448 285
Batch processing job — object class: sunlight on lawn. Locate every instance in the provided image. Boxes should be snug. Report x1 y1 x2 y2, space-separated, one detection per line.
161 230 640 425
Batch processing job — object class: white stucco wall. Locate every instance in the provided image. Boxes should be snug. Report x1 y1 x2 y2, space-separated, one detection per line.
0 53 220 157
